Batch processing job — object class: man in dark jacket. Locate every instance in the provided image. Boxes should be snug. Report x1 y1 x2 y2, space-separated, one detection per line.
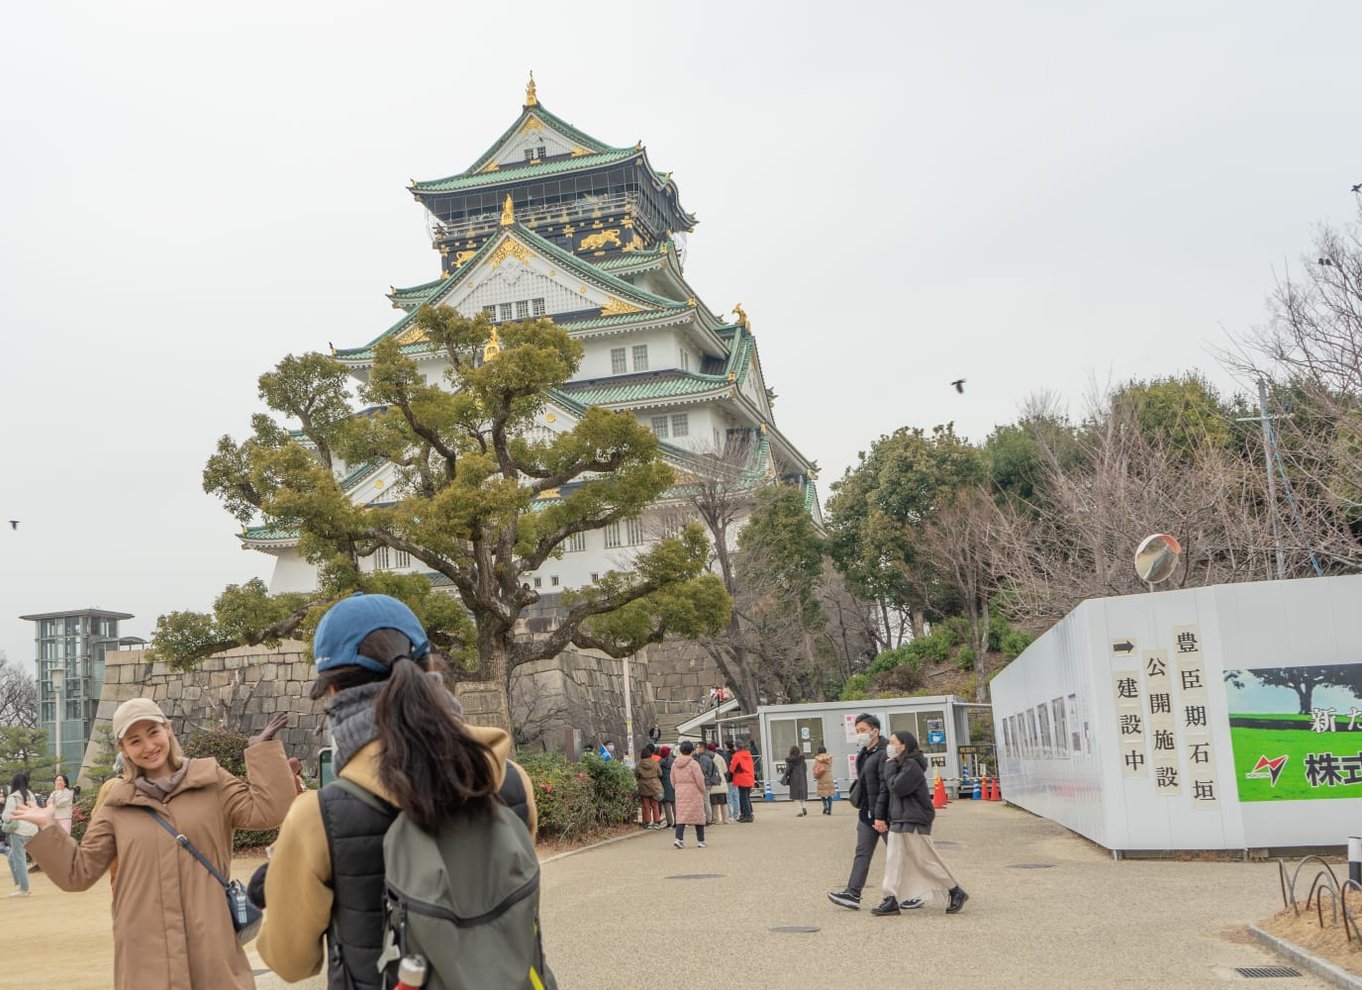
694 744 718 824
827 713 890 910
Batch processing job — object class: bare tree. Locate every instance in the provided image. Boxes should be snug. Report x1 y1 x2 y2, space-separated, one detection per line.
0 652 37 728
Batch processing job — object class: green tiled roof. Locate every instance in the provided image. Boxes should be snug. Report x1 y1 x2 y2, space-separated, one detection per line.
387 278 445 307
463 103 618 176
595 247 668 271
413 148 637 194
336 225 689 362
561 372 733 407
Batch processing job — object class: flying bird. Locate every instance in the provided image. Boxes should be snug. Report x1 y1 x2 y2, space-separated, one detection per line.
951 379 966 394
8 520 17 530
1353 183 1362 194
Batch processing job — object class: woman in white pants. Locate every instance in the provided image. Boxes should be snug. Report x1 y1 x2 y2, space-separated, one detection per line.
870 731 968 916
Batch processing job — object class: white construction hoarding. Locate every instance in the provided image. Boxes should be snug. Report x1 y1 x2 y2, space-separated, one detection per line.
990 575 1362 851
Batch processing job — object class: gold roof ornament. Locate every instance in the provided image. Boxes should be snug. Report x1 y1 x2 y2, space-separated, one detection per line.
500 194 516 226
483 326 502 363
732 303 750 328
525 71 538 107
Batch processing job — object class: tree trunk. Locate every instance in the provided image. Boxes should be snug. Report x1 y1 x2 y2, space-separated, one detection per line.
974 594 991 703
911 606 927 640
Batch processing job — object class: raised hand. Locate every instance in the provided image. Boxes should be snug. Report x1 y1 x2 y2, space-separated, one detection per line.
248 713 290 748
9 799 56 829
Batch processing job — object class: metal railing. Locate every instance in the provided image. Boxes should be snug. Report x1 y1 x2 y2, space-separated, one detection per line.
426 192 649 245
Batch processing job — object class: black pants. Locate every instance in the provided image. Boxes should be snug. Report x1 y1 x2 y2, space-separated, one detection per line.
846 817 887 897
675 823 706 842
738 787 753 818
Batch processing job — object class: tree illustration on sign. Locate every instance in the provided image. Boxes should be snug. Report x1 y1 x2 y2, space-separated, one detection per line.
1245 665 1362 716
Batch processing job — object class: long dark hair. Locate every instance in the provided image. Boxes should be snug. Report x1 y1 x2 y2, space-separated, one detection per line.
890 730 921 757
313 629 498 831
10 772 32 803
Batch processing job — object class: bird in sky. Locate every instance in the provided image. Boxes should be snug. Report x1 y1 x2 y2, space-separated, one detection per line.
8 520 17 530
951 379 966 394
1352 183 1362 194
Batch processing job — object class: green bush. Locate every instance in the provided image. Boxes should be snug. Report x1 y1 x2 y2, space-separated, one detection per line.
1000 629 1035 660
184 730 278 851
906 630 952 665
956 645 976 671
839 673 872 701
69 793 98 843
517 751 638 840
939 616 971 648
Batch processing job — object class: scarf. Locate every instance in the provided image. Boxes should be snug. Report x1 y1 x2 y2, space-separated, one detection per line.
327 673 467 772
134 761 190 801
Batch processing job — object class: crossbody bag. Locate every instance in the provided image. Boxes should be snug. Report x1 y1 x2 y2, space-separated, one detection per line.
139 806 263 943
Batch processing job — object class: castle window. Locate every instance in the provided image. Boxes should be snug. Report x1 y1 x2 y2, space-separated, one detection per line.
651 415 669 438
626 518 645 545
591 572 600 583
498 303 513 322
604 522 622 549
671 414 689 438
515 301 529 320
632 345 649 372
374 546 390 570
533 576 543 588
523 145 547 162
566 532 586 552
611 348 627 374
532 297 546 317
394 550 411 569
483 305 496 322
551 575 560 587
681 349 690 371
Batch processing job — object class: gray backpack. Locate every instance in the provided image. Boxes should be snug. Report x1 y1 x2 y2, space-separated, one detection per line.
330 777 556 990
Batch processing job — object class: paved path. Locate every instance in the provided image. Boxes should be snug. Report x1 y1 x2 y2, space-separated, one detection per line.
0 801 1330 988
537 800 1327 990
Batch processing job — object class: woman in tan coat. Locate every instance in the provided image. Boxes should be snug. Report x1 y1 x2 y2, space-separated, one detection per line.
12 697 296 990
814 745 836 815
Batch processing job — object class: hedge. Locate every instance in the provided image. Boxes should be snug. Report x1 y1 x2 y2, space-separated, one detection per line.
517 751 637 840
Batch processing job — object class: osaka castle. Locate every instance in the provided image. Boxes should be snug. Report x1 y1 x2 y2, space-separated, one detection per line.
244 77 822 593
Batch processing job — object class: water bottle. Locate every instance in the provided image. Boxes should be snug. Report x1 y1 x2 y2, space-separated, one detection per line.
394 954 428 989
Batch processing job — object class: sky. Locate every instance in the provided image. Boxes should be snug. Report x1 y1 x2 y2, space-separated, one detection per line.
2 1 1361 667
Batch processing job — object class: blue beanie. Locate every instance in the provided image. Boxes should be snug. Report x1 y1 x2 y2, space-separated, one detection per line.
313 593 430 675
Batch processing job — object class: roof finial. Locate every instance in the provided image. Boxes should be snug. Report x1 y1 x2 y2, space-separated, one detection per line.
483 326 503 363
732 303 750 329
500 194 515 226
525 71 538 107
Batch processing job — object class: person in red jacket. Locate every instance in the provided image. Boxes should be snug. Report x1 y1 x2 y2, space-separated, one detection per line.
728 739 757 822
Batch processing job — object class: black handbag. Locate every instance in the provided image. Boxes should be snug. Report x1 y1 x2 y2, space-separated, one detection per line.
848 778 863 809
140 807 263 943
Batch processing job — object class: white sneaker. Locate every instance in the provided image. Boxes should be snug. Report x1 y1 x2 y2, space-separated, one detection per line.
8 890 29 898
674 839 684 848
697 841 708 848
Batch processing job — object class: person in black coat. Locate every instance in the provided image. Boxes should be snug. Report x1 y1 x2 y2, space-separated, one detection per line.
870 730 967 916
783 746 809 816
827 713 890 909
658 745 677 826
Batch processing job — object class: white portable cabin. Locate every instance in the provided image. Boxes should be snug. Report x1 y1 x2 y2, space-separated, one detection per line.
755 696 974 799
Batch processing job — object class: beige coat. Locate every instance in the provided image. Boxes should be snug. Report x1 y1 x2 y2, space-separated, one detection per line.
257 723 534 984
27 742 295 990
814 752 836 798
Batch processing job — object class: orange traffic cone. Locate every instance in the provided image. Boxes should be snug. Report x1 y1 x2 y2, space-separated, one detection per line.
932 773 948 809
992 777 1003 802
983 777 994 801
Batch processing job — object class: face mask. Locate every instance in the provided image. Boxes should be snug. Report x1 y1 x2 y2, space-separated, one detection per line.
855 732 871 748
886 744 901 759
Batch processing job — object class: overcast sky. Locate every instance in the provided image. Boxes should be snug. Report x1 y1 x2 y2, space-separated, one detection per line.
2 2 1360 667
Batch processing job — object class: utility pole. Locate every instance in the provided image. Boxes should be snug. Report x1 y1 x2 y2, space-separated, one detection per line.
1236 379 1286 578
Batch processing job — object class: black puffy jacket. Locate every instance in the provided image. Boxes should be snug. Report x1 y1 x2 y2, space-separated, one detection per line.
882 751 935 833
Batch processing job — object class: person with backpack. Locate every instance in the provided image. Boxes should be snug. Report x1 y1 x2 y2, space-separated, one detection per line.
2 772 39 896
813 745 835 814
694 742 718 824
782 745 809 816
706 741 731 824
669 741 708 848
658 745 677 827
255 593 551 990
9 698 295 987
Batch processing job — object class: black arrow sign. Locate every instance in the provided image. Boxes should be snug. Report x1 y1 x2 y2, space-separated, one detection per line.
1113 640 1135 654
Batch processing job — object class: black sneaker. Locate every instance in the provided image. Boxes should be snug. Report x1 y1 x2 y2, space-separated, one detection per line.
900 898 924 910
946 887 969 914
827 890 861 910
870 896 900 916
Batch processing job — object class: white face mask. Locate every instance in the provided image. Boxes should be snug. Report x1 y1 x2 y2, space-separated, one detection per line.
855 732 871 748
887 744 901 759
